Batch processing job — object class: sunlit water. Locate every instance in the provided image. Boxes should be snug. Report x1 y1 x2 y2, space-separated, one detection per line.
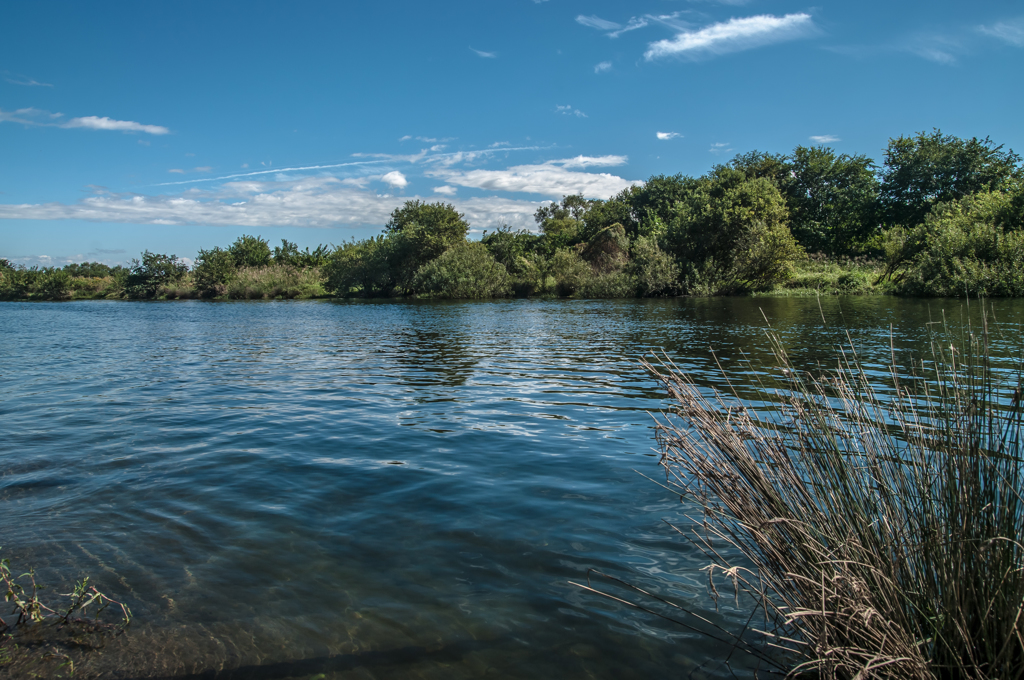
1 297 1022 679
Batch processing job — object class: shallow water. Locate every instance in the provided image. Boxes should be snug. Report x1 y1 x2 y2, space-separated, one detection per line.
1 297 1022 679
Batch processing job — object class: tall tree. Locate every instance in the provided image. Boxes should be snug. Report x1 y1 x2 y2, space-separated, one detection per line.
878 129 1023 228
786 146 879 255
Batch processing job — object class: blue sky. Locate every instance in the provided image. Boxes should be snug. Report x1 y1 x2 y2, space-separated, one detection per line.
2 0 1022 267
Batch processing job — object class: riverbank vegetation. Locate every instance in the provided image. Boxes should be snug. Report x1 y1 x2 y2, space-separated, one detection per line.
641 314 1024 678
2 129 1021 301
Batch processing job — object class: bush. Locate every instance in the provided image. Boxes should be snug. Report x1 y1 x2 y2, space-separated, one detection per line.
629 235 680 296
664 169 804 294
124 251 189 299
545 248 592 297
192 247 237 298
641 315 1024 678
412 241 510 298
37 268 72 300
229 235 272 268
893 190 1024 296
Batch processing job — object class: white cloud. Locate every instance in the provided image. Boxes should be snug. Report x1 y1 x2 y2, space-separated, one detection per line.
594 61 612 73
3 71 53 87
0 177 544 231
62 116 170 135
470 47 497 58
433 185 457 196
645 13 815 60
556 104 587 118
427 156 639 199
576 15 621 31
380 171 408 189
978 18 1024 46
656 131 682 140
709 142 733 155
398 135 412 141
168 169 185 174
194 166 212 172
809 135 840 143
489 141 510 148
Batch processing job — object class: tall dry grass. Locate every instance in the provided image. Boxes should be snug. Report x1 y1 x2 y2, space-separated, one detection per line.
642 310 1023 679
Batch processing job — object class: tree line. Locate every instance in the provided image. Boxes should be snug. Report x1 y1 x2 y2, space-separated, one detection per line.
3 129 1022 300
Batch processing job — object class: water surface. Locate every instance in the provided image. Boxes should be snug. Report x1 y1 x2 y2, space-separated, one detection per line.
1 297 1022 679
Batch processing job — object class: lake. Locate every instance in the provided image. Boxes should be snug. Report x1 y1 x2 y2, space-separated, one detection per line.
2 297 1022 679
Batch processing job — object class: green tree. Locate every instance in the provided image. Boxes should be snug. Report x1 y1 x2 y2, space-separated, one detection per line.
481 226 539 275
192 247 237 297
879 129 1023 228
125 251 189 298
533 195 597 254
727 150 792 188
229 234 273 268
629 235 680 296
663 168 803 294
786 146 879 254
412 241 510 298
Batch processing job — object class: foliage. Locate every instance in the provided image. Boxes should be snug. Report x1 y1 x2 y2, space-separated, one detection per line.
767 253 884 296
62 262 118 278
273 239 330 267
786 146 879 255
641 312 1024 678
412 241 510 298
893 190 1024 296
192 246 236 298
546 248 592 297
384 201 470 289
224 264 326 300
124 251 189 299
663 168 803 294
481 226 539 275
879 129 1023 229
629 235 680 296
229 234 273 268
581 223 630 274
323 237 392 297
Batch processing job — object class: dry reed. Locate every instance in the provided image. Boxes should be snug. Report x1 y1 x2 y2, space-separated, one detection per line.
642 309 1023 679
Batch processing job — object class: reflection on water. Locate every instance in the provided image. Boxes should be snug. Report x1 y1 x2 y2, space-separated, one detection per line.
1 297 1022 679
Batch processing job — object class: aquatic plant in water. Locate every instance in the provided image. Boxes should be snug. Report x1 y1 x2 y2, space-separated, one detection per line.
635 310 1022 678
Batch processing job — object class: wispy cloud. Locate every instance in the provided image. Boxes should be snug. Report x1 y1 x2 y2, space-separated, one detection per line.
645 13 815 60
978 17 1024 46
903 33 963 63
656 131 682 140
0 107 170 134
809 135 840 143
427 156 638 199
556 104 587 118
470 47 497 58
433 186 457 196
576 15 621 31
62 116 170 135
709 142 733 155
168 169 185 174
0 177 546 232
594 61 612 73
2 71 53 87
576 14 650 38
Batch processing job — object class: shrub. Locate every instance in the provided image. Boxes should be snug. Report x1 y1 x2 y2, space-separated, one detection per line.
628 235 680 296
412 241 510 298
545 248 592 297
893 190 1024 296
36 268 72 300
229 234 272 268
124 251 188 299
192 247 237 298
640 315 1024 678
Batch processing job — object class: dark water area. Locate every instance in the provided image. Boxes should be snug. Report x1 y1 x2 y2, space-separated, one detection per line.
1 297 1022 679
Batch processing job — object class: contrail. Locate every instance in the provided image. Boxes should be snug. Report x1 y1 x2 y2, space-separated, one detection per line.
153 160 391 186
151 146 548 187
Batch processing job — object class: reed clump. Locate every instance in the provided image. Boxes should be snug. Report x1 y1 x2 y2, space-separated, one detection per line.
644 311 1024 679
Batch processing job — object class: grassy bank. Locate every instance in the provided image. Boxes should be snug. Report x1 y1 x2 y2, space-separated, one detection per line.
641 312 1024 678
